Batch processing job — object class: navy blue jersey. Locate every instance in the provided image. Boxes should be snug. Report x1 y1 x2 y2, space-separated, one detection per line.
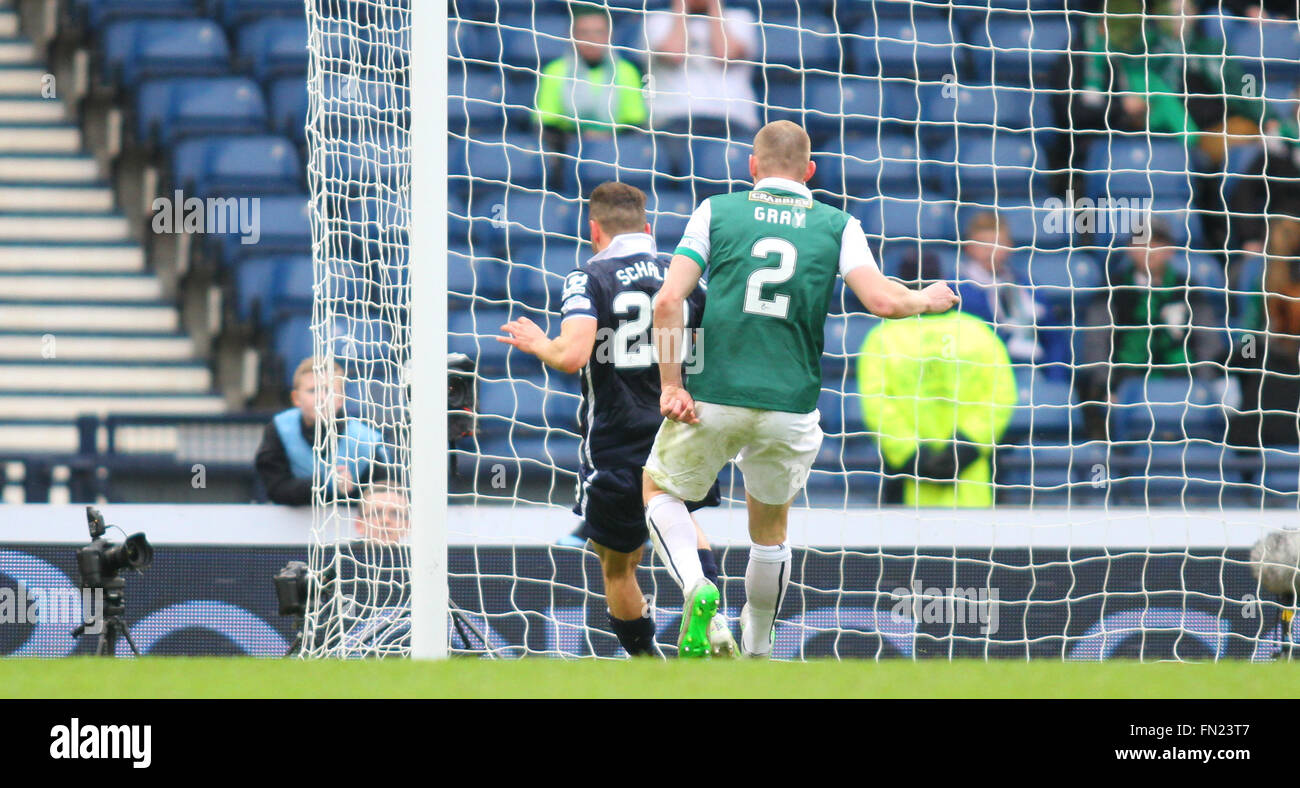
559 233 707 471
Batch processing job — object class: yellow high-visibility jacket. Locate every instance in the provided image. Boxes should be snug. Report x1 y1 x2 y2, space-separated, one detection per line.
856 311 1017 507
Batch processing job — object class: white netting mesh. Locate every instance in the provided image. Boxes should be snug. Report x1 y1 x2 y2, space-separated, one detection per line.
304 0 1300 660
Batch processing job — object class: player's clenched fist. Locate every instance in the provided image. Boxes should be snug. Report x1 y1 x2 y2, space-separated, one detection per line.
921 282 959 314
660 383 699 424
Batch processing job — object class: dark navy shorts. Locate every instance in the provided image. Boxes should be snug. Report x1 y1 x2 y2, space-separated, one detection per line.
573 465 721 554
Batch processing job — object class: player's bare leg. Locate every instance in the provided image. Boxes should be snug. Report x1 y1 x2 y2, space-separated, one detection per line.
643 472 718 658
739 492 794 658
591 542 660 657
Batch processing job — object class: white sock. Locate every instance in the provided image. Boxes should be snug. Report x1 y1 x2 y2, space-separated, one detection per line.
645 493 704 592
743 542 791 655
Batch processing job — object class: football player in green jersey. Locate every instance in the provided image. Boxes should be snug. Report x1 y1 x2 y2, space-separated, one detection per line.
641 120 959 658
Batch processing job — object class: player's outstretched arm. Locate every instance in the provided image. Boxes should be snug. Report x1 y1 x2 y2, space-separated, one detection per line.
654 254 703 424
497 315 597 374
844 263 958 319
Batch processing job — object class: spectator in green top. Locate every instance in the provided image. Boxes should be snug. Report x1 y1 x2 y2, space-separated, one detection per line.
1078 220 1223 439
535 4 648 147
1056 0 1297 162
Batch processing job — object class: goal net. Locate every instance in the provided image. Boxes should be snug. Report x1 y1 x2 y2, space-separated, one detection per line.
303 0 1300 660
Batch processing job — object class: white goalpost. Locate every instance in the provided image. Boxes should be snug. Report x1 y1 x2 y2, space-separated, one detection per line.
300 0 1300 661
407 0 450 660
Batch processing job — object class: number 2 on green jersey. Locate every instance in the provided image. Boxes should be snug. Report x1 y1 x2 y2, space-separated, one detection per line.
744 236 797 319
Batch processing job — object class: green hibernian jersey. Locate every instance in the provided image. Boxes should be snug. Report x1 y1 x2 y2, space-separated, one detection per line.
674 176 878 413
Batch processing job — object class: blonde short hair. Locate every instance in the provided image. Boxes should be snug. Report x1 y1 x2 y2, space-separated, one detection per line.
292 357 342 390
752 120 811 178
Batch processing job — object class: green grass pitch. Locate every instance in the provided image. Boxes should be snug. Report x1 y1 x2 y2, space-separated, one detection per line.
3 658 1297 699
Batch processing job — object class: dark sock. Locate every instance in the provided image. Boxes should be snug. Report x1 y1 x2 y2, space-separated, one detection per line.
608 612 659 657
698 548 720 588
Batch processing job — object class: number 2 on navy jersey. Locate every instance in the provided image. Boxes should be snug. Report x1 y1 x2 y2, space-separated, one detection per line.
611 291 690 369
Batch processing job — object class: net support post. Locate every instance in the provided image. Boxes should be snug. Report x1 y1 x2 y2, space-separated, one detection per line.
408 0 449 660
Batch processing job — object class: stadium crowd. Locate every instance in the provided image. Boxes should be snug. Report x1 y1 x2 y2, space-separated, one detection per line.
447 0 1300 506
43 0 1300 507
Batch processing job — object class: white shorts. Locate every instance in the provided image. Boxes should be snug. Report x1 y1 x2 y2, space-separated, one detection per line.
644 401 823 506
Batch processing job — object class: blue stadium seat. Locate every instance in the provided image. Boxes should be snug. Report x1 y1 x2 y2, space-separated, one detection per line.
948 0 1066 10
1088 205 1206 252
1009 249 1102 312
449 306 552 374
1258 447 1300 496
1231 252 1264 328
498 13 572 70
1112 377 1228 443
1005 368 1074 442
841 0 949 24
465 249 553 307
817 133 923 197
1112 443 1247 505
647 188 695 250
213 0 304 27
235 254 311 325
448 247 477 300
756 16 841 71
996 445 1076 502
930 130 1044 199
171 135 302 198
478 377 548 431
960 11 1070 85
450 17 496 63
456 133 548 190
321 137 408 193
954 201 1076 249
851 18 957 78
817 387 867 436
471 189 583 255
1083 136 1193 206
317 74 409 141
208 193 310 271
688 136 752 192
101 19 231 87
1226 16 1300 79
823 312 880 378
923 84 1051 138
765 77 879 135
533 240 586 280
449 68 510 131
857 196 959 243
78 0 198 28
272 313 311 381
236 17 307 81
572 132 658 193
235 193 310 259
136 77 267 146
1177 252 1227 291
267 76 307 145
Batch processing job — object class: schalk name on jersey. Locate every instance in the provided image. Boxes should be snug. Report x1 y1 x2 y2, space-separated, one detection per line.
613 259 665 287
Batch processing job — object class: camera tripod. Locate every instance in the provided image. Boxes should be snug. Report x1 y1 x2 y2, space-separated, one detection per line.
71 576 142 657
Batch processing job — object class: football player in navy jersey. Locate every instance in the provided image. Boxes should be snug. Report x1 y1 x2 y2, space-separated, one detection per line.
498 181 734 658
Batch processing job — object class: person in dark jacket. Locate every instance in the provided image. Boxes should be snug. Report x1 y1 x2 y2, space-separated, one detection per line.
1078 221 1222 439
255 357 388 505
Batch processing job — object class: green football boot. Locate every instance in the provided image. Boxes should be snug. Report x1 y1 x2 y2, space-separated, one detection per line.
677 578 720 659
